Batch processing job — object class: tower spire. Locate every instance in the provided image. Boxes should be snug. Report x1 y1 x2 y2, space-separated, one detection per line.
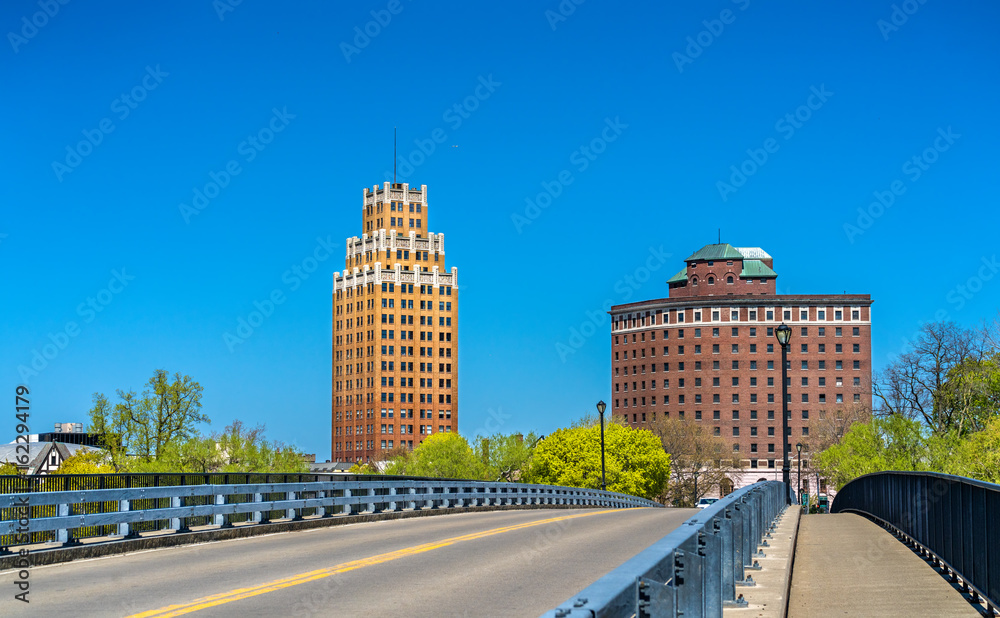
393 127 396 185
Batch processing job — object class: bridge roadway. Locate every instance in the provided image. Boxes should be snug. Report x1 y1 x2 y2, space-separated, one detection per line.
0 507 694 617
788 513 980 617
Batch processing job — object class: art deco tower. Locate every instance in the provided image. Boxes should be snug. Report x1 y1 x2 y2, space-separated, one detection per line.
332 182 458 462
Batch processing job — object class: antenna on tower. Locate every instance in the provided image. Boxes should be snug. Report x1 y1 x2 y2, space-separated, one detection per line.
718 228 721 244
393 127 397 185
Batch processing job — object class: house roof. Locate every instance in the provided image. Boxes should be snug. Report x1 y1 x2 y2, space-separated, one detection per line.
735 246 772 260
685 243 745 262
740 259 778 278
666 268 688 284
0 442 90 474
309 461 355 473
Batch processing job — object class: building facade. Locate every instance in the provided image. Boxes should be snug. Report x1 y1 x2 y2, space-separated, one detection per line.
332 182 458 463
609 243 872 493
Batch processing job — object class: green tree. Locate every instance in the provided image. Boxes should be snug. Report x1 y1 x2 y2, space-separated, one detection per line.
526 422 670 500
52 448 114 474
475 432 539 482
873 321 984 435
649 416 737 506
143 421 307 473
939 354 1000 435
88 370 208 470
947 415 1000 483
815 415 957 490
385 433 482 479
215 420 308 473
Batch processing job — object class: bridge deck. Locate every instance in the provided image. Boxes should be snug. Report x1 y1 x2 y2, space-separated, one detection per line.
788 513 979 617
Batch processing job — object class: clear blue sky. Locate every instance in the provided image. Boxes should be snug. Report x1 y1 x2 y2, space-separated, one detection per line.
2 1 998 460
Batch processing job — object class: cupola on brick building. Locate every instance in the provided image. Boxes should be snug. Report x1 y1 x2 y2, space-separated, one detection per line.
609 243 872 493
332 182 458 463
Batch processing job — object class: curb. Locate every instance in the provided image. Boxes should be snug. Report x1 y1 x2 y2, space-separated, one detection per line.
781 507 803 618
0 503 594 571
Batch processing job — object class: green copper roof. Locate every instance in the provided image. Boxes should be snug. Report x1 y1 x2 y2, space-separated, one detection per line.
666 268 688 284
685 243 744 262
740 259 777 278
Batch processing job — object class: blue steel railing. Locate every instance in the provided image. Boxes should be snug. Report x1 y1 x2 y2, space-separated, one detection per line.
0 479 659 551
832 471 999 614
542 481 789 617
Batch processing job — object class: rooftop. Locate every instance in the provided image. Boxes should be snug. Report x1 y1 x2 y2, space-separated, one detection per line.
685 243 745 262
735 246 772 260
740 259 778 278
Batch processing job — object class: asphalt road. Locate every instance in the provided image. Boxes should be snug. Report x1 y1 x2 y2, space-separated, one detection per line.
0 507 696 617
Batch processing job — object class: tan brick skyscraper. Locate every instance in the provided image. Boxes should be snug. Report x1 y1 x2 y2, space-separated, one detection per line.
332 182 458 463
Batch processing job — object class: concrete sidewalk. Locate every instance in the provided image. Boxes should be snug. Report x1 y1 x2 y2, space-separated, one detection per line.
787 513 979 617
723 504 800 617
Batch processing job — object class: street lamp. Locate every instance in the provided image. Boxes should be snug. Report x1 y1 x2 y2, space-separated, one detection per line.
775 323 792 501
693 470 700 507
596 400 607 491
796 442 803 505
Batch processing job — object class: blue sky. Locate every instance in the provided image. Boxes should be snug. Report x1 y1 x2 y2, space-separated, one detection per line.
2 1 998 460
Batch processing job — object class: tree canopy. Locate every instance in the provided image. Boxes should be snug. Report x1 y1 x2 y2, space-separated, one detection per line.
817 318 1000 488
84 370 305 474
525 421 670 500
648 416 736 506
382 433 481 478
88 370 208 470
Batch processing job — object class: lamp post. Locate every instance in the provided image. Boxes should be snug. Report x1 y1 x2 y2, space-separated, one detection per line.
693 470 700 507
596 400 607 491
796 442 803 505
775 323 792 501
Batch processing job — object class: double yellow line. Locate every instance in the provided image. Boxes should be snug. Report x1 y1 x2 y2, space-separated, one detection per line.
130 509 629 617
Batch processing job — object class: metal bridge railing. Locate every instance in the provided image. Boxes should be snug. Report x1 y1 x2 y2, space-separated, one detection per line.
542 481 788 617
832 471 999 614
0 479 660 552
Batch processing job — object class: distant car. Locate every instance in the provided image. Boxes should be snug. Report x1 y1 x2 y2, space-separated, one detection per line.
697 498 719 509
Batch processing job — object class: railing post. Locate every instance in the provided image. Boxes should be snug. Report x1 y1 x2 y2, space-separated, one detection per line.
316 490 326 518
214 493 233 528
408 486 417 511
117 499 134 539
343 488 353 516
57 503 80 546
286 491 300 521
367 486 377 513
389 486 398 512
171 496 190 533
253 493 270 524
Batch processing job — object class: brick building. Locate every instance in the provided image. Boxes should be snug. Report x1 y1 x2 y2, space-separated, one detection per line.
332 182 458 463
609 243 872 493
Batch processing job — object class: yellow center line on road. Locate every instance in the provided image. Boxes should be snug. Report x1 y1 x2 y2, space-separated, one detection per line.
128 508 640 617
